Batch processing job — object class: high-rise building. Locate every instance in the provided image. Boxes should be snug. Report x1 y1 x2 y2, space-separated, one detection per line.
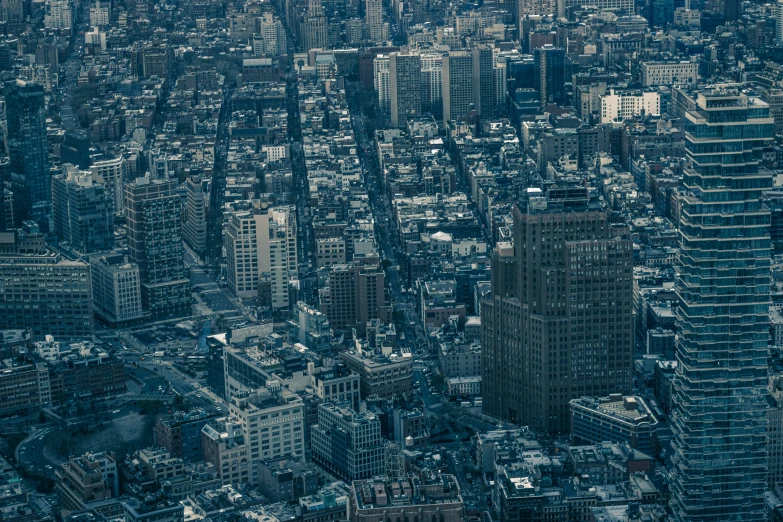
124 175 191 319
259 13 288 56
472 45 495 120
90 254 144 324
301 0 328 52
777 0 783 45
481 185 634 434
56 452 119 520
1 0 24 33
44 0 73 30
534 45 565 108
374 54 391 115
724 0 739 21
648 0 674 27
0 224 94 339
311 402 384 482
420 52 443 120
89 1 110 26
224 206 297 310
51 168 114 254
5 79 49 224
493 58 507 117
669 88 773 522
183 175 207 259
390 52 421 128
365 0 384 42
442 51 474 125
90 156 126 215
519 0 554 17
321 261 389 337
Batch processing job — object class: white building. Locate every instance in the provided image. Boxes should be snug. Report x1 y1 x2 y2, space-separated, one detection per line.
89 1 110 26
259 13 288 56
227 383 305 484
45 0 73 30
374 54 391 115
90 156 126 214
225 206 298 310
365 0 384 42
600 89 661 123
90 254 144 324
641 61 698 86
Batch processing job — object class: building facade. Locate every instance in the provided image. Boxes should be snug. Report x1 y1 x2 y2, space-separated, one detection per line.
51 168 114 254
669 88 772 521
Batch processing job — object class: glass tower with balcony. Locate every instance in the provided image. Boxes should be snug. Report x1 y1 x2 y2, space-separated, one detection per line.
670 88 773 521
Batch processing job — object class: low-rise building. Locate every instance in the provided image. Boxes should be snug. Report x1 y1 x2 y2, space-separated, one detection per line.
56 452 119 519
340 348 413 400
155 409 215 463
349 473 464 522
569 395 659 455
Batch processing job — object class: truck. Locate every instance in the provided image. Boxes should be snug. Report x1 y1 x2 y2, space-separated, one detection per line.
153 351 165 357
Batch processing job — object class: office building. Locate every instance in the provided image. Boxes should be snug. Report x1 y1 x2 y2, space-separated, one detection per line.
5 80 49 224
519 0 555 16
777 0 783 45
669 88 772 522
365 0 384 42
390 52 421 128
481 185 634 434
768 374 783 488
473 45 494 120
0 359 49 416
56 452 119 519
90 156 126 215
125 175 190 319
0 225 94 339
60 130 91 170
183 175 207 259
442 51 474 124
201 418 250 485
600 90 661 123
90 254 143 324
534 45 565 108
640 61 698 86
570 395 659 455
649 0 674 26
300 0 328 52
349 474 464 522
310 364 360 410
155 409 215 463
340 348 413 399
420 53 443 120
44 0 73 30
51 168 114 254
288 301 332 352
321 261 389 337
225 206 297 310
556 0 633 16
89 1 110 26
724 0 739 21
259 13 288 56
374 54 391 115
311 402 384 482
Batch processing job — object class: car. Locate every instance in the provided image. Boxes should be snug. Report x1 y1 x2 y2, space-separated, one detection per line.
196 394 202 398
112 410 120 414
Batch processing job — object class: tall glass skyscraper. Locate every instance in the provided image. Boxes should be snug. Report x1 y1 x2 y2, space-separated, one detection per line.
5 79 49 224
670 88 773 521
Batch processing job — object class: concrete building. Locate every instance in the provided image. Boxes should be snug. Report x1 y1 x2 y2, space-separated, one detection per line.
124 175 191 319
44 0 73 30
122 498 184 522
225 206 297 310
349 474 464 522
183 175 207 260
310 364 360 410
201 418 251 485
481 186 634 434
442 51 474 124
390 53 421 128
473 45 494 120
0 359 49 416
89 1 109 26
311 402 383 482
600 90 661 123
534 45 565 108
227 383 306 483
374 54 390 115
0 225 94 339
155 409 215 463
90 156 126 215
90 254 143 324
557 0 633 16
56 452 119 519
365 0 384 42
259 13 288 56
300 0 328 52
640 61 698 86
570 395 659 455
340 348 413 400
321 261 389 337
288 301 332 352
51 168 114 254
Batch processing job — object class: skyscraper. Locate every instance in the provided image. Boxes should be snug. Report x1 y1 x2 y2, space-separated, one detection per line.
365 0 384 42
420 52 443 120
183 175 207 260
472 45 495 120
442 51 474 125
390 52 421 128
374 54 391 115
124 175 191 319
5 79 49 224
301 0 328 52
224 206 298 311
481 184 633 433
648 0 674 27
534 45 565 109
669 88 773 521
51 167 114 254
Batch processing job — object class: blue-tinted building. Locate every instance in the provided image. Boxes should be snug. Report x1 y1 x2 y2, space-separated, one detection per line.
669 88 772 521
